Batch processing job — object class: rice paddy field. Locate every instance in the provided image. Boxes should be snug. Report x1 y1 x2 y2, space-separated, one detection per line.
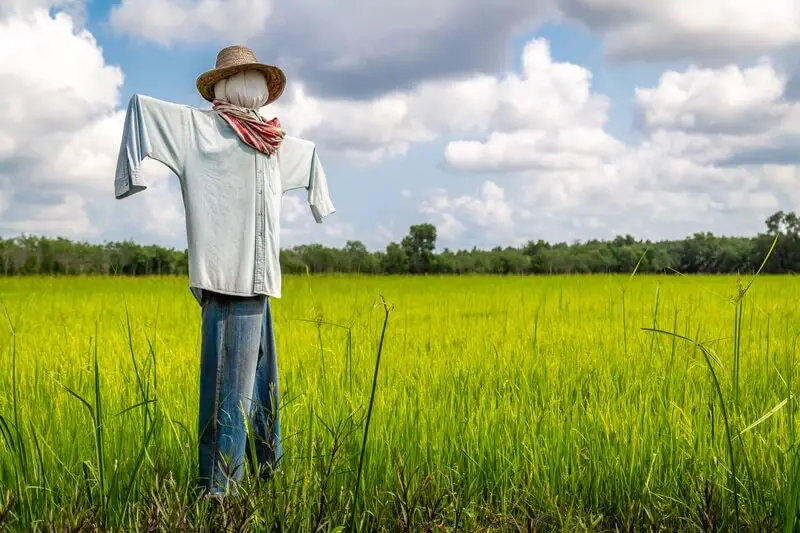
1 273 800 531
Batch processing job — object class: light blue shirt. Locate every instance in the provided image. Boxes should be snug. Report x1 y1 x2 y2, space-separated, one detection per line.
114 94 335 304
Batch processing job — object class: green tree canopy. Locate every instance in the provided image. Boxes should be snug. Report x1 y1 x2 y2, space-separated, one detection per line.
0 211 794 277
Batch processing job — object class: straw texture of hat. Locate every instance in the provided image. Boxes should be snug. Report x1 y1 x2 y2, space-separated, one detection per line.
196 45 286 105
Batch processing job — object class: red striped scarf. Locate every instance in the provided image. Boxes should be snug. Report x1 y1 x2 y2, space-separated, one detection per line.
212 99 285 155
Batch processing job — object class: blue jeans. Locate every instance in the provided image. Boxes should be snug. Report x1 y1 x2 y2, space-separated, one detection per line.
197 291 282 495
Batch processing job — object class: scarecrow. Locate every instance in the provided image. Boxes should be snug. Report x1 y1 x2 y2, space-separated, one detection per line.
113 46 335 496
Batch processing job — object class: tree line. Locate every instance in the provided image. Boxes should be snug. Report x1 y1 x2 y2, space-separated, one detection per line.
0 211 797 277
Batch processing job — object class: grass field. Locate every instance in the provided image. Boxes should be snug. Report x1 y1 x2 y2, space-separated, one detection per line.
1 273 799 531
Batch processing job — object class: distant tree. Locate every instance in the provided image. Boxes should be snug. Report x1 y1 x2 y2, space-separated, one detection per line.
765 211 786 235
523 240 551 274
401 223 437 274
435 249 455 274
343 240 375 274
382 242 408 274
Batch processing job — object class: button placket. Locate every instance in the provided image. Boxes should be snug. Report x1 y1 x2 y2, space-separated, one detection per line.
253 158 267 293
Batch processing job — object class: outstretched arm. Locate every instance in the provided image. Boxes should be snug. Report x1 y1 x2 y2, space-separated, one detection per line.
114 94 188 199
278 135 336 223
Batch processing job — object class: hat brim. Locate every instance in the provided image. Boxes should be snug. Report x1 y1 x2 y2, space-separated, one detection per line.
196 63 286 105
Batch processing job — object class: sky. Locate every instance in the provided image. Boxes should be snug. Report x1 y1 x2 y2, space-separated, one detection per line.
1 0 799 251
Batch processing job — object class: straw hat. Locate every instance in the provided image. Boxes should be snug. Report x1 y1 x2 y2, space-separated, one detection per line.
196 45 286 105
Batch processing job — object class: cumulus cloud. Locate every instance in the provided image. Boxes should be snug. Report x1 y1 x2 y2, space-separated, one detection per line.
0 176 11 216
0 8 124 238
110 0 551 99
634 60 800 170
559 0 800 62
786 63 800 101
269 85 434 164
1 192 97 237
415 42 800 245
109 0 274 46
270 39 613 164
0 11 122 135
634 60 796 135
109 0 800 94
421 181 516 242
445 128 626 174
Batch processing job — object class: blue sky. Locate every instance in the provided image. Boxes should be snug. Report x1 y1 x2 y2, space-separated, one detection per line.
1 0 799 251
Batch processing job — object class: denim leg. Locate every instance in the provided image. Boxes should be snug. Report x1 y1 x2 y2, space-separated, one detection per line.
197 292 265 495
246 296 282 477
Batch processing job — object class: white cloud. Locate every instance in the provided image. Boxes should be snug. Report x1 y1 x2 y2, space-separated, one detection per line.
0 131 14 160
559 0 800 61
0 10 122 132
280 195 306 224
634 59 797 135
46 111 126 192
0 7 189 245
420 181 515 242
429 38 635 239
270 39 612 164
2 193 97 237
445 128 626 173
630 60 800 174
0 8 125 239
268 84 434 164
106 0 799 96
133 160 185 239
0 176 11 216
415 44 800 245
109 0 274 46
109 0 549 100
761 165 800 208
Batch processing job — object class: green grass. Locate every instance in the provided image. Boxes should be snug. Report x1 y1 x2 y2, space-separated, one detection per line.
1 273 800 531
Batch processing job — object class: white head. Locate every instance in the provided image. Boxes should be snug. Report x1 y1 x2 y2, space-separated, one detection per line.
214 69 269 109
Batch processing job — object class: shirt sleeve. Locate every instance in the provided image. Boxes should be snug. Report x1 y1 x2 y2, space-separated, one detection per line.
114 94 188 199
278 135 336 223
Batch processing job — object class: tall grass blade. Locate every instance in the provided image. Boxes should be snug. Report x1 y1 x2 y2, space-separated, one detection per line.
348 296 393 532
642 327 741 531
